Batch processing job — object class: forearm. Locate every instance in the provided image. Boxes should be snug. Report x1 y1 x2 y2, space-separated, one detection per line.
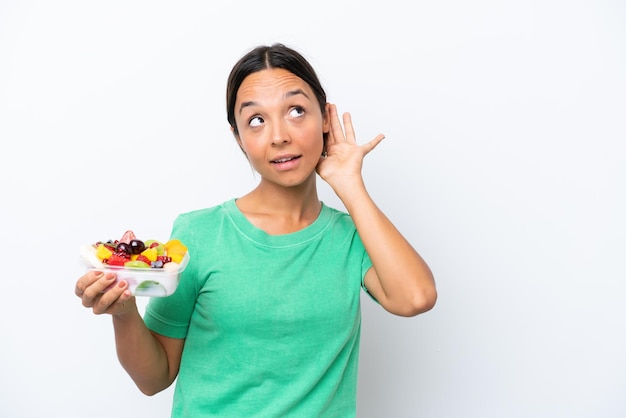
112 306 174 395
337 179 437 316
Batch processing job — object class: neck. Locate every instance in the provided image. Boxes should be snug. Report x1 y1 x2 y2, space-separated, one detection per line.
236 174 322 234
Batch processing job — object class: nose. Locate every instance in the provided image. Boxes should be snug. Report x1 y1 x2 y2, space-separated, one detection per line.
270 120 291 146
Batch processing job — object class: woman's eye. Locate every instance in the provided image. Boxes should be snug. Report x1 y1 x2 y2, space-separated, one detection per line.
289 106 305 118
249 116 264 127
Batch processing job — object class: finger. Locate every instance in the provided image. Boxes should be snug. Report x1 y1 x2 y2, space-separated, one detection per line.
361 134 386 156
342 112 356 143
326 124 335 146
75 270 104 298
92 280 131 315
75 284 84 298
329 104 345 144
81 272 117 305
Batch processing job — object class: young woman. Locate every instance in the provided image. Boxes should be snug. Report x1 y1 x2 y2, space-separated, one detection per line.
75 43 437 417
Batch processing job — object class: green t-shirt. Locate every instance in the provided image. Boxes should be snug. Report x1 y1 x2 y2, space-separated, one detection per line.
144 199 373 417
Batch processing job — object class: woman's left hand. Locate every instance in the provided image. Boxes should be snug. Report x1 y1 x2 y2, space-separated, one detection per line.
316 103 385 194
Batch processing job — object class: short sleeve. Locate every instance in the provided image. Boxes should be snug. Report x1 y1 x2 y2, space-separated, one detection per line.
143 214 199 338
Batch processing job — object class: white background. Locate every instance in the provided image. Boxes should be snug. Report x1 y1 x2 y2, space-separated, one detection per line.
1 1 625 417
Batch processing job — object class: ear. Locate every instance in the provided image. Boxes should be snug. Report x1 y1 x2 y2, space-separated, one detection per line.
321 104 330 156
322 103 331 134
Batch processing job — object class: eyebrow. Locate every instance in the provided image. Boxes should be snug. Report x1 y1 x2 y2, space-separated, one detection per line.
238 89 311 115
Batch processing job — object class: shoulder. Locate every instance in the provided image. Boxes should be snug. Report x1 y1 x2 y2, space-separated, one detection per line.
170 199 235 238
323 203 355 227
175 200 233 224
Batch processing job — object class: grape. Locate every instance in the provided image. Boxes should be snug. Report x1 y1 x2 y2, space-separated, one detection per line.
130 239 146 254
116 242 131 255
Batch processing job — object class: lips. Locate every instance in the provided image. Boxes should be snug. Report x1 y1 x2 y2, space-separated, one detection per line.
270 155 301 164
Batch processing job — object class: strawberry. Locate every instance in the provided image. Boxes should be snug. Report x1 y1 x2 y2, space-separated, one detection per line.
136 254 152 265
119 230 136 244
107 252 130 266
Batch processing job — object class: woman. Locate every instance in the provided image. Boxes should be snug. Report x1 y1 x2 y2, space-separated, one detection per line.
75 43 437 417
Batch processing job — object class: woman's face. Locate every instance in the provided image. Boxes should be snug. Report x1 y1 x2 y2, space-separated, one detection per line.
233 68 329 188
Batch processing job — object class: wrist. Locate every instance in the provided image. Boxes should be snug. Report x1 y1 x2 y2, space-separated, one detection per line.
332 178 369 209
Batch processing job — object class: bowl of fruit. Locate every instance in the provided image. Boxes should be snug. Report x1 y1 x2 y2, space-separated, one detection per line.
80 230 189 297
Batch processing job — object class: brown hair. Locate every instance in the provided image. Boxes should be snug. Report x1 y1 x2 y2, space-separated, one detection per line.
226 43 328 138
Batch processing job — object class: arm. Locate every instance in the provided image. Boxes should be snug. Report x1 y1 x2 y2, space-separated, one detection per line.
316 104 437 317
75 271 184 395
340 181 436 317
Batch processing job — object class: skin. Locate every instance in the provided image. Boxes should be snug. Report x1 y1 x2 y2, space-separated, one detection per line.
75 67 437 396
232 69 329 233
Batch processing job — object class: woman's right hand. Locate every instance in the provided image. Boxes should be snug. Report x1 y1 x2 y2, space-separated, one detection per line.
75 271 136 315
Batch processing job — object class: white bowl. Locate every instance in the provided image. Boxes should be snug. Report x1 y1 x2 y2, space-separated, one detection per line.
79 245 189 297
